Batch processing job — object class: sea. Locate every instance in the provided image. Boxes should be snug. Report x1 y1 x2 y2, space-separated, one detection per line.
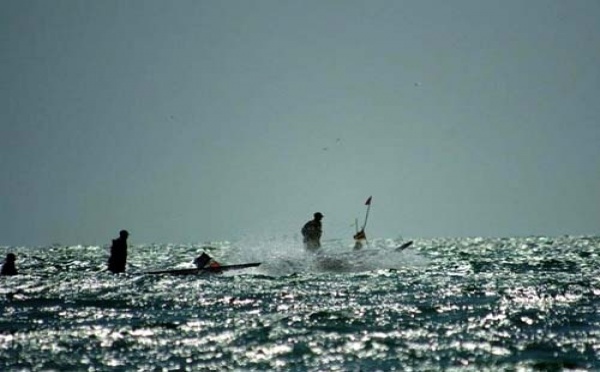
1 235 599 371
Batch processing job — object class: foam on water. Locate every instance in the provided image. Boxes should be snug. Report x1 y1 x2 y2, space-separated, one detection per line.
212 236 429 276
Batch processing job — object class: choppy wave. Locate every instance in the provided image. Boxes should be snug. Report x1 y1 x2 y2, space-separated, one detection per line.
1 236 599 370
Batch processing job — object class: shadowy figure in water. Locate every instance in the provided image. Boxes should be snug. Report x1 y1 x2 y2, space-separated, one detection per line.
108 230 129 273
353 229 367 250
302 212 324 252
194 252 221 269
1 253 18 276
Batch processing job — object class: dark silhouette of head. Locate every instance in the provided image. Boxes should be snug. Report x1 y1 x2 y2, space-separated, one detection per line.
314 212 323 221
119 230 129 239
2 253 18 276
194 253 211 268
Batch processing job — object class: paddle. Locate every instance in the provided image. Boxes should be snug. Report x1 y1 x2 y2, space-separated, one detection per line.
361 196 372 231
395 240 414 251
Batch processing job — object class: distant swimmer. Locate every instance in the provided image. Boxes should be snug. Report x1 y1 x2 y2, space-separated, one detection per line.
1 253 18 276
107 230 129 273
302 212 324 251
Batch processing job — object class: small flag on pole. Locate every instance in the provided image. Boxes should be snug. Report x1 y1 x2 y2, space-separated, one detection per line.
365 196 372 205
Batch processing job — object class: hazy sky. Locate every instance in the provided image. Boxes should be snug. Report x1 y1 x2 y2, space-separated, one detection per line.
2 0 599 246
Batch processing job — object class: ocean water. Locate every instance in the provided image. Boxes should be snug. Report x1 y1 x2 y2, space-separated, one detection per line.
1 236 599 371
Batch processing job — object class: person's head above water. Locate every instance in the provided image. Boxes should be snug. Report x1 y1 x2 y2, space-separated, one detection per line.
119 230 129 239
314 212 323 220
5 253 16 262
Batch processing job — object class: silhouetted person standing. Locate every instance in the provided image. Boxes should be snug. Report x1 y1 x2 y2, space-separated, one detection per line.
108 230 129 273
302 212 323 252
1 253 18 276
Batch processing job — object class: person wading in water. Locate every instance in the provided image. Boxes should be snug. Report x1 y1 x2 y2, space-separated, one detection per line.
1 253 18 276
301 212 324 252
108 230 129 273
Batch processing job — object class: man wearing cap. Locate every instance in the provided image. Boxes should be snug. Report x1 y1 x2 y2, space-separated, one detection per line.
301 212 323 251
108 229 129 273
